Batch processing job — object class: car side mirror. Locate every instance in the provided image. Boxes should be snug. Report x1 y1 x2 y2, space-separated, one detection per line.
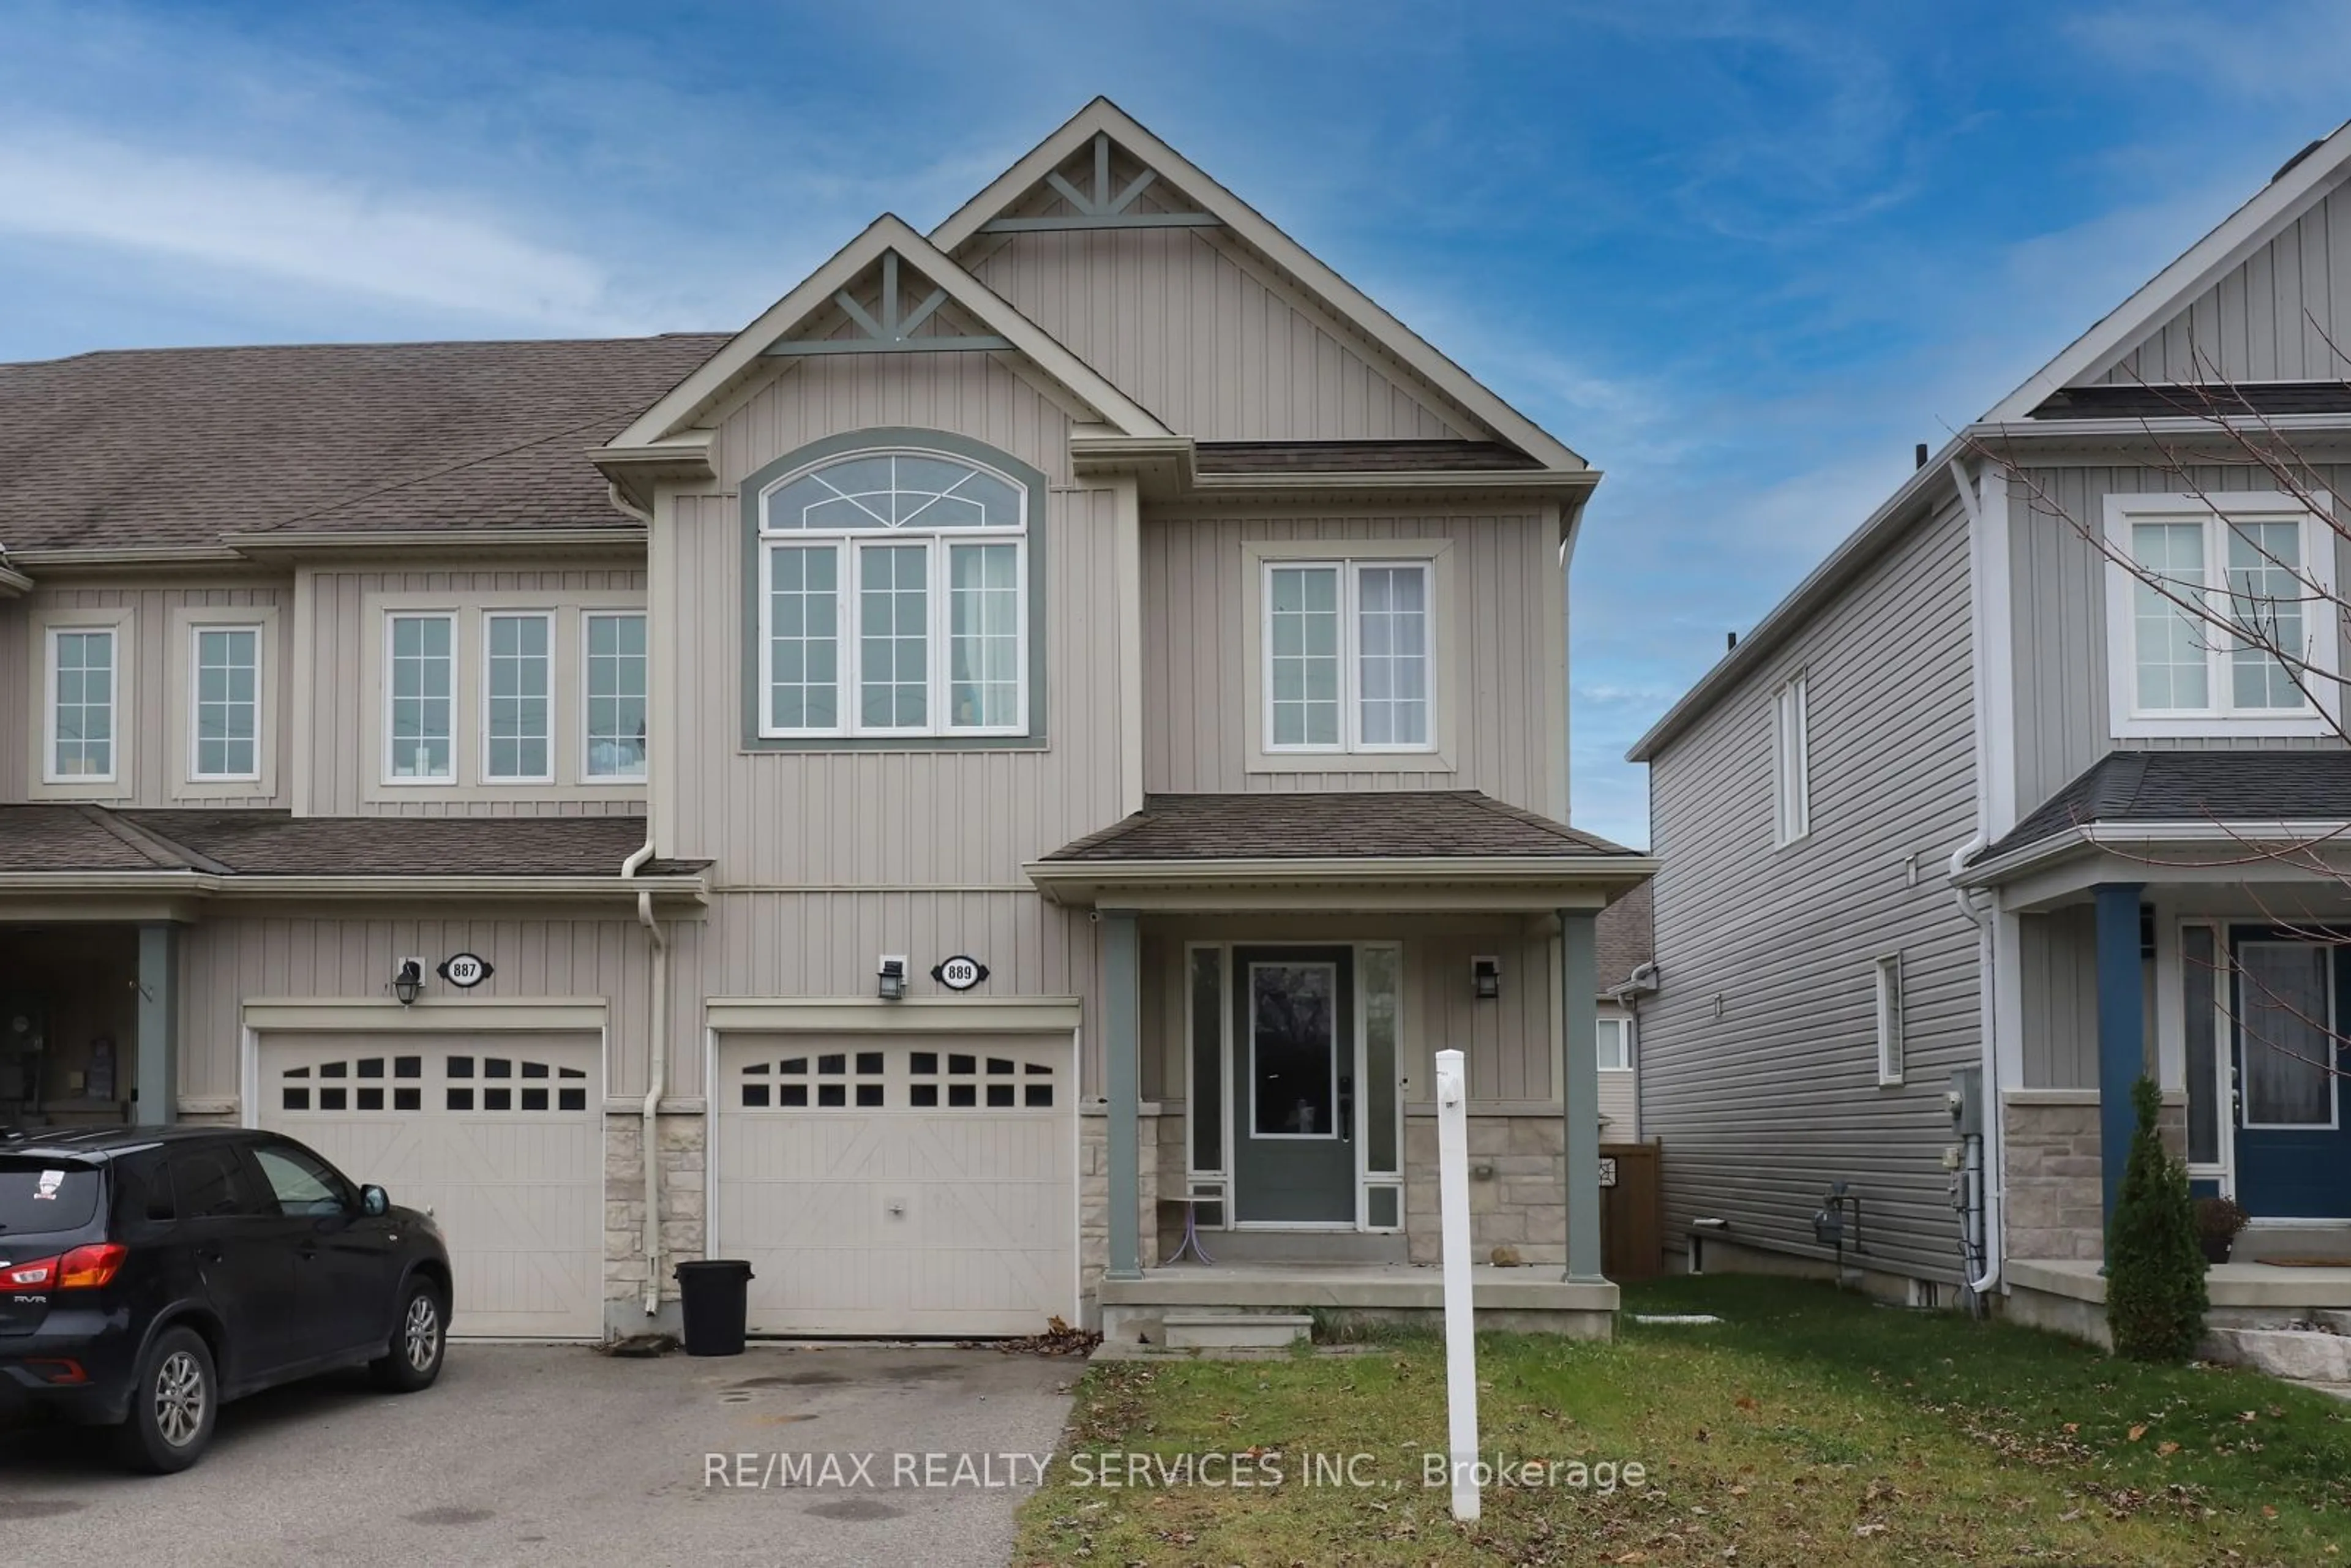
359 1185 390 1218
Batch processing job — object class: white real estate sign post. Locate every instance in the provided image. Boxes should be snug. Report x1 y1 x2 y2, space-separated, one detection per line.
1435 1047 1480 1523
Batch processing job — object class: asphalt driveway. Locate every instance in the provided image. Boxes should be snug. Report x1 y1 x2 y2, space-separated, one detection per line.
0 1343 1078 1566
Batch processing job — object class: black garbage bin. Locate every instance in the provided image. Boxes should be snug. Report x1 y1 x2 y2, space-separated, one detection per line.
675 1259 754 1356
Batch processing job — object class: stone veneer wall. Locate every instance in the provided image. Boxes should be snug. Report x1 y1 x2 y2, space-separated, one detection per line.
1405 1113 1572 1267
2003 1093 2186 1263
604 1111 706 1330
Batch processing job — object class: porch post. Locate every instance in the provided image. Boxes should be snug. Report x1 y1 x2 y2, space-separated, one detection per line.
1560 907 1603 1281
2093 882 2145 1233
1103 908 1142 1281
135 923 178 1127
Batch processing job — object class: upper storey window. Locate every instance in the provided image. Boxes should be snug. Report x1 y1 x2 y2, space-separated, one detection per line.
757 448 1029 738
2102 492 2341 738
1261 559 1434 754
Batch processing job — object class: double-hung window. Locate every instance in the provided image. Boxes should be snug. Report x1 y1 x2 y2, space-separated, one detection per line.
387 613 456 782
191 626 261 781
757 449 1029 738
1262 559 1434 752
47 628 118 781
2105 492 2340 736
1771 672 1809 846
585 612 648 779
1595 1016 1632 1072
482 612 553 782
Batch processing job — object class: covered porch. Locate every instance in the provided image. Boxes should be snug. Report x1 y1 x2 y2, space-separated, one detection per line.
1029 789 1654 1341
1960 752 2351 1309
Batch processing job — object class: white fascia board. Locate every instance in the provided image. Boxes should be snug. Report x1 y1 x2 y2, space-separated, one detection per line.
220 527 648 560
1025 854 1657 909
1956 819 2351 888
0 563 31 596
930 97 1585 473
1982 120 2351 422
1627 443 1963 762
607 215 1169 449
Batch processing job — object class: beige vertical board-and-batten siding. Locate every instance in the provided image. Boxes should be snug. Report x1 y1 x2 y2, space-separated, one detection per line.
1142 512 1562 813
1641 493 1984 1283
969 227 1474 443
666 350 1121 1096
2004 463 2351 811
176 912 650 1106
2017 907 2101 1091
297 566 648 817
2096 181 2351 386
0 581 290 807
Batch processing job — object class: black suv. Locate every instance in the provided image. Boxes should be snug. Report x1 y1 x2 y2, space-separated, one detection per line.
0 1125 452 1472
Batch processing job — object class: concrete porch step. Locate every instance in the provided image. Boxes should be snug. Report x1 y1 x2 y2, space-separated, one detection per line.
2205 1326 2351 1383
1161 1312 1314 1349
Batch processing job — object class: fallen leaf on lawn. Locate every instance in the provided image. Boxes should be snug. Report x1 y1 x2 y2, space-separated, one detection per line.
1854 1523 1888 1537
1729 1485 1749 1497
1734 1396 1758 1412
1613 1553 1648 1565
2128 1425 2147 1442
2062 1422 2079 1435
2156 1442 2179 1457
2263 1506 2279 1518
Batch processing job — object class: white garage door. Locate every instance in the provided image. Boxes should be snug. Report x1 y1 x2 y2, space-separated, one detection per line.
258 1032 604 1340
715 1035 1077 1337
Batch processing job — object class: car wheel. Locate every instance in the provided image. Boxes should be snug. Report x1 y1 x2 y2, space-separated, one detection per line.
370 1277 447 1392
116 1326 217 1474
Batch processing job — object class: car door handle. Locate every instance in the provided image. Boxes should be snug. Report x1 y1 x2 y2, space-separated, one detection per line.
197 1246 223 1265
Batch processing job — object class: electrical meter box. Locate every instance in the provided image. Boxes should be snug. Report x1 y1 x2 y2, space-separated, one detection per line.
1948 1066 1984 1139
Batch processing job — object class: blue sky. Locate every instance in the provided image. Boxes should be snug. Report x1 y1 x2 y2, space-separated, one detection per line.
2 1 2343 846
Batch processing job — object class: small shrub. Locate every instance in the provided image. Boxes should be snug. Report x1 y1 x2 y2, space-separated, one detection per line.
2105 1076 2208 1362
2194 1195 2251 1250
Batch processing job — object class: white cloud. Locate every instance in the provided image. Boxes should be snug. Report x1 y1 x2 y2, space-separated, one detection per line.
0 123 633 333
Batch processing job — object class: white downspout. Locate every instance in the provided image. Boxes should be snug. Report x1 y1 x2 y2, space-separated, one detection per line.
623 836 667 1317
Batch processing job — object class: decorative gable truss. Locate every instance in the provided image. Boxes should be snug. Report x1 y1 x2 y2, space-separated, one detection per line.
975 130 1218 234
765 250 1013 357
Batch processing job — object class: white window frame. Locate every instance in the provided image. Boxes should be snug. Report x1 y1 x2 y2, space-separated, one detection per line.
383 612 459 786
1595 1015 1633 1073
1772 672 1810 846
2102 490 2342 738
754 448 1031 741
187 621 264 783
42 624 122 787
582 610 649 782
479 610 556 785
1874 953 1905 1086
1258 558 1438 756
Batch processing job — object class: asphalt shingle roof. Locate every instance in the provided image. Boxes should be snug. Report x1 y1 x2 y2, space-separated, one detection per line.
1595 879 1653 991
0 808 705 878
0 335 728 552
1985 749 2351 858
1042 790 1639 862
1193 440 1543 474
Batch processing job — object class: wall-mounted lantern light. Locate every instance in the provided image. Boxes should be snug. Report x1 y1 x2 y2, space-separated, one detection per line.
1470 956 1502 1001
392 959 425 1007
877 955 909 1002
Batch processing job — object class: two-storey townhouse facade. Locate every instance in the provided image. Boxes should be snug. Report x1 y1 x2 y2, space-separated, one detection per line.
1630 118 2351 1339
0 101 1648 1343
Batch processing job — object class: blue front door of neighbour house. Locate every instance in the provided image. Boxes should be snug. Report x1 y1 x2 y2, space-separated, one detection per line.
2230 932 2351 1220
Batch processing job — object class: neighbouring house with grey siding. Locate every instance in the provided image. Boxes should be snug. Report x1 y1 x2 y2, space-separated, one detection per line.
1632 118 2351 1339
0 99 1651 1348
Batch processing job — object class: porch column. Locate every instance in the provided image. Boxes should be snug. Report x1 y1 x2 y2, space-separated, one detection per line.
1560 907 1603 1281
1102 908 1142 1281
135 923 179 1127
2093 882 2145 1232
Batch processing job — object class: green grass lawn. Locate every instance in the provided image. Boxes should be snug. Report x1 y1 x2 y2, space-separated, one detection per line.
1014 1276 2351 1566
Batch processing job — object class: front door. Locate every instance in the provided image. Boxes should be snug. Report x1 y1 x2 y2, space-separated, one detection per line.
1231 947 1355 1224
2231 936 2351 1218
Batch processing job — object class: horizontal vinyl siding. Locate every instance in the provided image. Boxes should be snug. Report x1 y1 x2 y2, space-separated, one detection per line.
1142 511 1561 812
2 580 291 807
2099 181 2351 384
970 227 1471 442
302 566 647 817
178 913 648 1104
1642 495 1983 1283
2007 463 2351 809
